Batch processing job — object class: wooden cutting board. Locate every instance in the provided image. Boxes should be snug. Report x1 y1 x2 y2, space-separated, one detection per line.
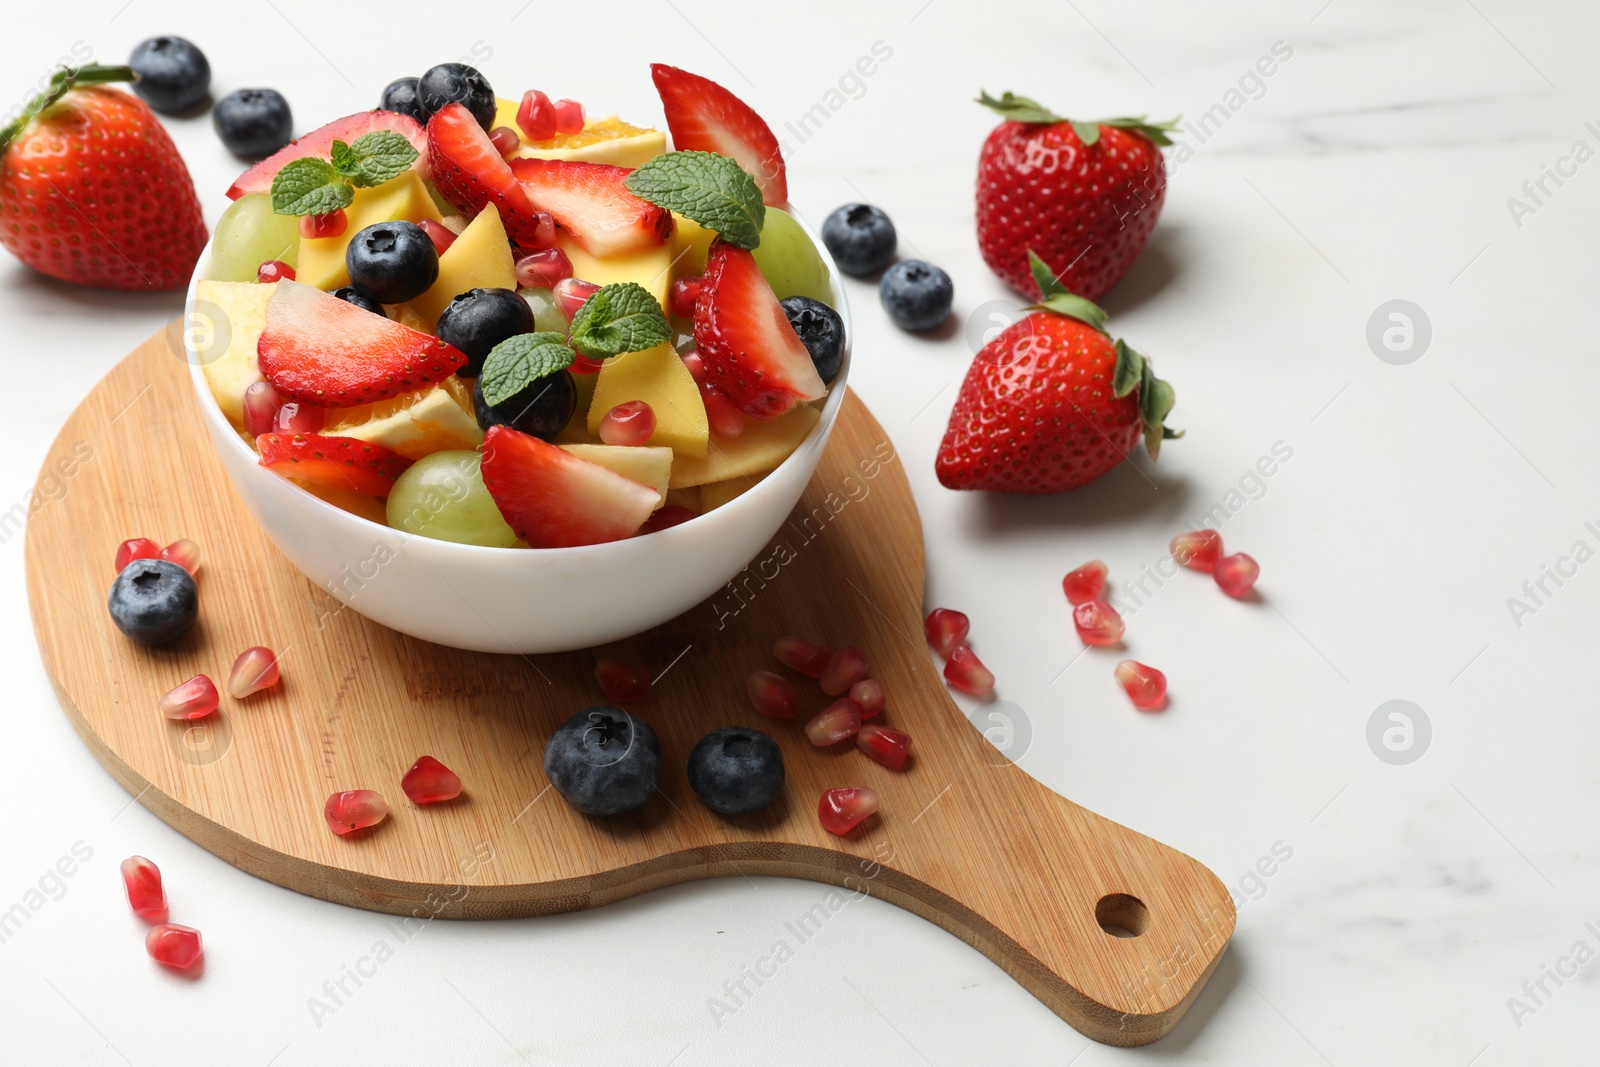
26 329 1233 1046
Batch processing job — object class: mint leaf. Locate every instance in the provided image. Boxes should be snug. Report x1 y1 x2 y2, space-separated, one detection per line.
344 130 420 187
270 157 354 216
480 332 577 408
568 283 672 358
624 151 764 249
329 138 358 175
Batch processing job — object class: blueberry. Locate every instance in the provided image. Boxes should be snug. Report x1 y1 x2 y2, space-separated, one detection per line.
331 286 387 316
416 63 496 130
128 36 210 115
780 296 845 384
880 260 953 332
687 727 784 816
438 288 536 378
108 560 198 646
213 88 293 160
379 76 427 124
345 222 438 305
544 707 660 817
473 368 575 441
821 203 896 278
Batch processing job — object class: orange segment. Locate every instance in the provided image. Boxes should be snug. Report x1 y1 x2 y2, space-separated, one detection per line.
512 116 667 169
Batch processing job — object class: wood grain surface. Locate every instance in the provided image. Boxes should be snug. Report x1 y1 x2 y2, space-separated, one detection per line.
26 329 1234 1046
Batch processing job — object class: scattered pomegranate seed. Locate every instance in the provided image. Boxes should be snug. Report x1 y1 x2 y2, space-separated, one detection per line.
273 401 325 434
746 670 799 719
256 259 294 284
806 699 862 746
923 608 969 658
553 98 585 135
242 380 283 438
1115 660 1168 711
1214 553 1260 599
1171 529 1223 572
227 646 281 699
115 537 161 573
669 276 702 319
401 756 463 804
699 381 747 439
1062 560 1108 605
159 538 201 575
857 723 912 770
554 276 599 320
774 635 831 678
158 675 220 720
597 401 656 447
569 351 607 374
1073 600 1125 646
145 923 202 969
818 787 879 836
419 218 457 255
848 678 885 720
595 657 651 703
531 210 557 249
681 350 707 382
515 247 573 288
640 505 696 533
820 646 870 696
516 89 558 141
299 210 347 240
943 644 995 697
324 790 388 836
119 856 167 922
488 125 521 157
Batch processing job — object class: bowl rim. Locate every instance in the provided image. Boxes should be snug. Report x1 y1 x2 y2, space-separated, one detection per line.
184 200 852 560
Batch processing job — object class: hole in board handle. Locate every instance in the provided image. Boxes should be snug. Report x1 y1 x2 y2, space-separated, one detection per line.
1095 893 1149 939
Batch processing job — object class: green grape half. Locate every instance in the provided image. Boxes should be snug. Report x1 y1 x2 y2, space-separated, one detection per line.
387 450 517 548
209 193 300 282
752 208 833 305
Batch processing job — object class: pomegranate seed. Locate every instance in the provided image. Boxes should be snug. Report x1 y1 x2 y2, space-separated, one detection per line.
531 210 557 248
848 678 884 720
515 247 573 288
553 98 585 135
401 755 463 804
120 856 167 922
158 675 219 720
857 723 911 770
806 699 862 746
598 401 656 447
923 608 969 658
818 787 878 836
1214 553 1260 599
227 646 281 699
115 537 161 573
1062 560 1108 605
698 381 747 439
419 218 457 255
516 89 557 141
1073 600 1125 646
1171 529 1223 572
640 505 696 533
554 276 599 320
145 923 202 969
324 790 388 835
746 670 799 719
943 644 995 697
1115 660 1168 711
595 657 651 703
669 276 701 318
299 210 347 240
488 125 521 157
820 646 870 696
774 635 831 678
159 538 201 575
242 380 283 439
256 259 294 284
681 350 707 382
273 401 325 434
569 351 606 374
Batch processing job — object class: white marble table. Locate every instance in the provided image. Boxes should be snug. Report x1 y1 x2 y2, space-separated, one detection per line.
2 1 1594 1063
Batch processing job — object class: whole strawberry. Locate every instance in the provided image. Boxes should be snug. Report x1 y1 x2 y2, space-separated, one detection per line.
975 91 1174 303
936 253 1178 494
0 65 206 290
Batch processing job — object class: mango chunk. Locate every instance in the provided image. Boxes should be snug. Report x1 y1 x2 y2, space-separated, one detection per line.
671 214 715 276
558 234 673 313
402 204 517 329
559 444 673 507
669 404 819 489
296 171 442 291
700 477 753 512
195 279 276 428
587 344 708 459
324 381 484 461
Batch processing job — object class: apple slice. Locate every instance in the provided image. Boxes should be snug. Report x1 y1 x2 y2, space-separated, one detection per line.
509 157 673 258
480 426 659 548
650 64 787 206
693 240 825 418
426 103 546 248
226 110 425 200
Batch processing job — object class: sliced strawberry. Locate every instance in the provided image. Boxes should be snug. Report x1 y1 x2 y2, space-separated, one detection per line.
426 102 546 248
650 64 787 206
257 433 412 497
226 110 425 200
693 240 825 418
508 157 672 258
479 426 658 548
257 280 465 405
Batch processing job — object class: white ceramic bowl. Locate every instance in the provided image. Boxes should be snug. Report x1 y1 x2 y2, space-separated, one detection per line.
184 211 850 654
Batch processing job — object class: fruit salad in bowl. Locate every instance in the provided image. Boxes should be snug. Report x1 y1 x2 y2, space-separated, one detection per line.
185 63 850 654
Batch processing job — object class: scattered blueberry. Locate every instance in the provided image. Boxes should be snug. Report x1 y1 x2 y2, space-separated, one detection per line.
108 560 198 646
128 36 210 114
379 76 426 123
473 368 575 441
780 296 845 384
880 260 953 332
331 286 387 316
345 222 439 305
416 63 496 130
821 203 896 277
544 707 660 817
438 288 536 378
687 727 784 816
213 88 293 160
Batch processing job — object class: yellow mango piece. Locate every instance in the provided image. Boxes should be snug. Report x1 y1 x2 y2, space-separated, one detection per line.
699 478 753 512
557 372 599 443
669 404 820 489
492 96 519 132
324 379 484 461
559 444 672 507
557 234 673 313
403 204 517 329
195 279 275 428
671 214 715 276
295 171 442 291
587 344 707 459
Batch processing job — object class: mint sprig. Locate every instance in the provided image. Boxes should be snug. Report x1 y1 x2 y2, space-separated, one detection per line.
623 150 765 250
977 90 1178 147
270 130 420 216
480 332 577 408
568 283 672 359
